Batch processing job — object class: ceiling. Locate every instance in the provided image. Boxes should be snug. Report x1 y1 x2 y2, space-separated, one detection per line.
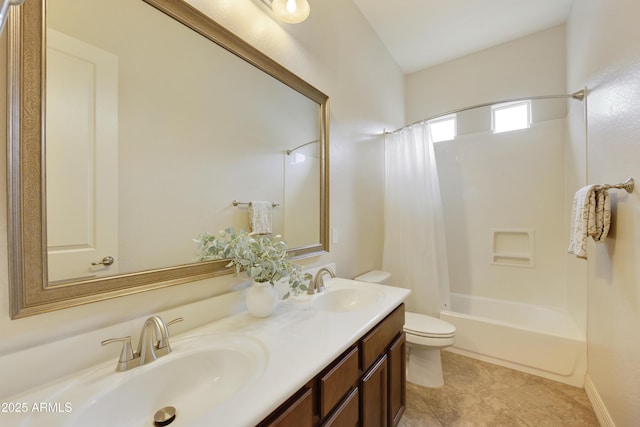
352 0 574 74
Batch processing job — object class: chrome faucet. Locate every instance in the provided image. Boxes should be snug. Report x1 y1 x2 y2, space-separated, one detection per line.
307 267 335 295
137 315 170 365
102 316 183 372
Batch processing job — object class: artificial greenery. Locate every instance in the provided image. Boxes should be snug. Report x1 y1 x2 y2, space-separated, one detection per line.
195 227 310 298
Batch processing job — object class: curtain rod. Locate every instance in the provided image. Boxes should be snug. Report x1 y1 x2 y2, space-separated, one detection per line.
385 89 586 135
286 139 319 155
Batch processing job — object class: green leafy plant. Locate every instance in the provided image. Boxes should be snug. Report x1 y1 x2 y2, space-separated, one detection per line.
195 227 310 298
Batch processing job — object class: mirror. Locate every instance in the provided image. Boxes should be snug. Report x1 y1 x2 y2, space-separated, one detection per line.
7 0 329 318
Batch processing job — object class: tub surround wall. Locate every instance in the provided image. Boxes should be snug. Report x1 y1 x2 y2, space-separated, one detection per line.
434 117 567 308
567 0 640 425
406 25 580 315
0 0 403 385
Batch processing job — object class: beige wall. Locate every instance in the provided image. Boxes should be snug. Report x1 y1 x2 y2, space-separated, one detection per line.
406 25 567 124
567 0 640 424
0 0 403 396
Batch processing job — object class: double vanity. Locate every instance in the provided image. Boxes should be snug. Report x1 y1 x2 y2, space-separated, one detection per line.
3 278 410 426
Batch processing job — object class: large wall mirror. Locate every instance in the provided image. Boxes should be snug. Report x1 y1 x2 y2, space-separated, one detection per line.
7 0 329 318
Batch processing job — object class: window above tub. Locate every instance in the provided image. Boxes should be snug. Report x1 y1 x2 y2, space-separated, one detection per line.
429 114 456 143
492 100 531 134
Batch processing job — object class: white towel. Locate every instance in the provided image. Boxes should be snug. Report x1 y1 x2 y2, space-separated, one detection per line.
568 185 611 259
568 185 596 259
248 201 272 235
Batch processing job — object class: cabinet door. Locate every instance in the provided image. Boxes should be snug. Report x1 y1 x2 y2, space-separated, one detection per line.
360 355 388 427
261 387 313 427
388 333 406 426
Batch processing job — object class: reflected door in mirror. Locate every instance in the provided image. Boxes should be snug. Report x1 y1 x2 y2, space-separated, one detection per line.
46 29 119 283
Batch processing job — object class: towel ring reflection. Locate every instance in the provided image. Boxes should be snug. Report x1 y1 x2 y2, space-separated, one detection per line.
232 200 280 208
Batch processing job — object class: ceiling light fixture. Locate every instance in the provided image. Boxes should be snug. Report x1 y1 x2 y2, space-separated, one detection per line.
261 0 310 24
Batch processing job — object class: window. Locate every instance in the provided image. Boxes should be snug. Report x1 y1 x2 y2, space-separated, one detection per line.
428 114 456 142
492 100 531 134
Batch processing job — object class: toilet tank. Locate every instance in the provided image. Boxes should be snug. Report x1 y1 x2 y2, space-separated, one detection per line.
354 270 391 285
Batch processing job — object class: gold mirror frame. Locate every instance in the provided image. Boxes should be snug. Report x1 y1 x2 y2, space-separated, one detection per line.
7 0 329 318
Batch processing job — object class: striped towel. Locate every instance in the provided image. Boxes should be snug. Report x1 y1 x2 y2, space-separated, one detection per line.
592 188 611 242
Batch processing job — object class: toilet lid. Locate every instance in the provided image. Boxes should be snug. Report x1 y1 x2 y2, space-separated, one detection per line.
404 312 456 338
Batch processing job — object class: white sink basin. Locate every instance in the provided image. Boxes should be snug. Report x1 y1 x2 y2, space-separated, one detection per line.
16 334 266 427
313 282 384 312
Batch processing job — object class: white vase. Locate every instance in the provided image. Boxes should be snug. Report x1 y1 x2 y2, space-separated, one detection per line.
246 281 280 318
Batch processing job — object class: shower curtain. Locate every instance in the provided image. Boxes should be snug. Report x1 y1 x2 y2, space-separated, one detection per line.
382 124 450 316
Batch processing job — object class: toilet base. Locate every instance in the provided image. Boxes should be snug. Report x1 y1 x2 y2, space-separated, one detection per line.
406 344 444 388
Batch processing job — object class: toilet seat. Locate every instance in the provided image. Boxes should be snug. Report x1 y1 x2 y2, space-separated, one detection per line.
404 312 456 339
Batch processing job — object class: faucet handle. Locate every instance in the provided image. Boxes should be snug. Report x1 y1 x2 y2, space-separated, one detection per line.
153 317 183 357
165 317 183 339
167 317 183 328
101 336 135 372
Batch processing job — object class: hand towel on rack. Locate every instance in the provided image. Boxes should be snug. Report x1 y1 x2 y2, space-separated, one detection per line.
568 185 596 259
592 188 611 242
248 201 272 235
568 185 612 258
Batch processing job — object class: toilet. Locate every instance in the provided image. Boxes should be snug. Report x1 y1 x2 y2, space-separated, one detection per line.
354 270 456 388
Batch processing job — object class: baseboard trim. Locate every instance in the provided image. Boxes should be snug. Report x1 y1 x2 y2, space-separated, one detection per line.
585 374 615 427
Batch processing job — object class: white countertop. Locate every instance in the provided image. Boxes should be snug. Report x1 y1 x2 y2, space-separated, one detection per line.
194 278 410 426
4 278 410 427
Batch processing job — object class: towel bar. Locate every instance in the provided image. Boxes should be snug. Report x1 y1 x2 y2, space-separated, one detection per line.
232 200 280 208
595 177 634 193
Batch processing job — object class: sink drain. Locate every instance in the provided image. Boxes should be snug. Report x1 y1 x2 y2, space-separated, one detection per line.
154 406 176 426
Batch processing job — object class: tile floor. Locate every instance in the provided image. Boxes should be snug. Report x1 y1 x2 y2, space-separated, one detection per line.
399 351 599 427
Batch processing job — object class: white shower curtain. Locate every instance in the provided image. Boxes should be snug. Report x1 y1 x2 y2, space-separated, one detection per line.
382 124 450 316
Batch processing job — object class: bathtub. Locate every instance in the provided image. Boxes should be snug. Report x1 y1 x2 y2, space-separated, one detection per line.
440 293 587 387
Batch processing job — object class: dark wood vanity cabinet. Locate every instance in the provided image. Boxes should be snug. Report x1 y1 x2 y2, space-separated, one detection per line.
259 304 405 427
359 333 407 427
359 304 406 427
260 386 315 427
360 354 388 426
387 333 407 426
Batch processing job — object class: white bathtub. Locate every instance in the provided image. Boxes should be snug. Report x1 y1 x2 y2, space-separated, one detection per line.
440 293 587 387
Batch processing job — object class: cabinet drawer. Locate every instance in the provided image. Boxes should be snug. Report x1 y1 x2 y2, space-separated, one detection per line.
321 387 359 427
319 346 359 418
360 304 404 370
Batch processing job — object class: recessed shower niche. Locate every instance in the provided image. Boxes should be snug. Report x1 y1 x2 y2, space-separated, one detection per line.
490 229 535 268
